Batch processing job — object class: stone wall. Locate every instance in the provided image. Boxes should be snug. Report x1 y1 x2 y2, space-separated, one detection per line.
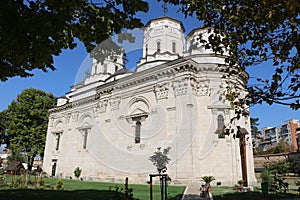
254 152 300 169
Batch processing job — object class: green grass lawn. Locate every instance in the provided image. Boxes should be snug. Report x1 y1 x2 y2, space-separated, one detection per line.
211 185 300 200
1 175 300 200
0 176 185 200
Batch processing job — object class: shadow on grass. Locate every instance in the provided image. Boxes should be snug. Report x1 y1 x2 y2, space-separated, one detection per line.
0 189 184 200
168 194 185 200
0 189 139 200
213 191 300 200
180 194 202 199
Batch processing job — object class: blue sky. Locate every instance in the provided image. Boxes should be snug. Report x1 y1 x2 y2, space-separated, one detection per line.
0 2 299 129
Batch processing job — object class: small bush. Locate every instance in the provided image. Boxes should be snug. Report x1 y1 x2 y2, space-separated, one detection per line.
10 176 23 188
39 177 45 186
237 180 244 186
55 179 64 190
201 175 216 184
260 170 272 186
0 176 6 187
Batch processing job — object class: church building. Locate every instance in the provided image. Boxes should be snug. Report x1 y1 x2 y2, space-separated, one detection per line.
43 16 256 185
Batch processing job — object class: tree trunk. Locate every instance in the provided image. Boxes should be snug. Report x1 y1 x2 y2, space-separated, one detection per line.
27 155 35 172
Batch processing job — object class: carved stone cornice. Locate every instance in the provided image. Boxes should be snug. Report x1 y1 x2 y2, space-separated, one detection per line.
172 78 189 96
110 97 121 111
96 87 114 99
50 55 243 114
97 99 109 113
49 103 72 114
49 96 95 114
190 79 210 96
72 96 95 108
154 82 169 100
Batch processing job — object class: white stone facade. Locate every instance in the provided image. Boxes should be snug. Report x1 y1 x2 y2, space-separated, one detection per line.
43 16 256 186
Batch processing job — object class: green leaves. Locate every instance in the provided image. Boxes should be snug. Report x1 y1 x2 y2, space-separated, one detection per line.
1 88 56 170
165 0 300 110
0 0 148 81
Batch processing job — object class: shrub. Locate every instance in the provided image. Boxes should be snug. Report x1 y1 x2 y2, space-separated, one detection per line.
201 176 216 184
288 154 300 176
0 176 6 187
264 160 289 176
39 177 45 186
260 170 272 185
10 176 23 188
238 180 244 185
55 179 64 190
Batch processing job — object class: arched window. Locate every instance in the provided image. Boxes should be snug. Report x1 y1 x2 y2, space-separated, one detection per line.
172 42 176 53
55 133 61 151
157 41 161 53
135 120 141 143
79 127 91 149
53 131 62 151
83 129 88 149
217 115 225 138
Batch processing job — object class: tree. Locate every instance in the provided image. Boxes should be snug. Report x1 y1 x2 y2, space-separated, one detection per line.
273 141 294 154
250 118 259 135
263 160 290 193
0 110 9 148
287 154 300 176
7 147 26 166
149 147 171 174
163 0 300 110
265 160 289 175
255 141 295 155
0 0 148 81
250 118 261 140
4 88 56 171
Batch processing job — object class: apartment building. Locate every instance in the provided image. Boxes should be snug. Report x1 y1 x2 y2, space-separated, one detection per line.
258 119 299 151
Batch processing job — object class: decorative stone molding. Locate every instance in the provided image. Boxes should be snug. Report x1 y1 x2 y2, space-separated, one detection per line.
187 103 194 108
110 97 121 111
224 109 230 115
72 112 79 122
127 146 132 151
64 113 71 123
49 115 55 127
96 86 114 97
191 80 210 96
211 109 218 115
49 103 72 113
72 96 95 108
172 78 189 96
154 82 169 100
97 99 108 113
166 107 176 111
